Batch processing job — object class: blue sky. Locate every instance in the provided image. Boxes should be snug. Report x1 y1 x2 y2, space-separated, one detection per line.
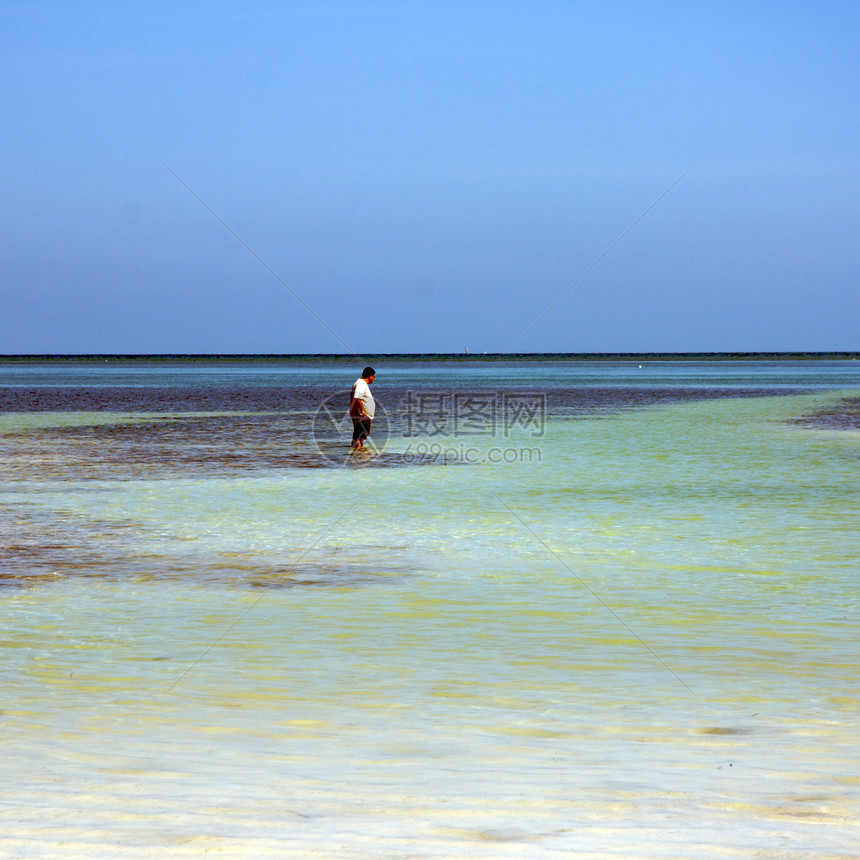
2 1 858 354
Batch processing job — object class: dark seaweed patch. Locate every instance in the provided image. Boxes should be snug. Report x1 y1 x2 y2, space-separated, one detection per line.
1 384 800 481
0 508 412 589
786 396 860 431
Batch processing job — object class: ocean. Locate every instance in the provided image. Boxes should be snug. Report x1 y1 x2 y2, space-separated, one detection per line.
1 355 858 859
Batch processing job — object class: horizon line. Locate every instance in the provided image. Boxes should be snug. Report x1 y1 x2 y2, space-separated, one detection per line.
1 351 858 362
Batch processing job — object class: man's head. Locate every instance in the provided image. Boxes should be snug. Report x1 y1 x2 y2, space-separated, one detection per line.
362 366 376 383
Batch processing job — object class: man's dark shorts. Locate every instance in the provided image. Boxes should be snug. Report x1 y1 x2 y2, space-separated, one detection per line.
352 418 372 445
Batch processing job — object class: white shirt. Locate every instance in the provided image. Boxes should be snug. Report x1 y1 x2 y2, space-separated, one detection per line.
350 378 375 419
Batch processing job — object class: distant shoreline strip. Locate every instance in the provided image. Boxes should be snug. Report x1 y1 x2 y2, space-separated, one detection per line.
1 352 858 364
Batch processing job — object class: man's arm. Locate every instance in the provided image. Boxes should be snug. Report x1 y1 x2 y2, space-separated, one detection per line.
349 382 367 418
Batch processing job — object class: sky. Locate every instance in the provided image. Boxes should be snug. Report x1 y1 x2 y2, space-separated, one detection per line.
2 0 859 355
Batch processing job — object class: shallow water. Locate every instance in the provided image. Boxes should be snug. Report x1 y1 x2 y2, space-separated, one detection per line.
1 358 858 858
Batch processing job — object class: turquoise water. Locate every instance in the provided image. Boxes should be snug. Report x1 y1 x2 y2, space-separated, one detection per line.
1 358 858 858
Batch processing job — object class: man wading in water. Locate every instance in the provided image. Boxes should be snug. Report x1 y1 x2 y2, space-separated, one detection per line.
349 366 376 450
